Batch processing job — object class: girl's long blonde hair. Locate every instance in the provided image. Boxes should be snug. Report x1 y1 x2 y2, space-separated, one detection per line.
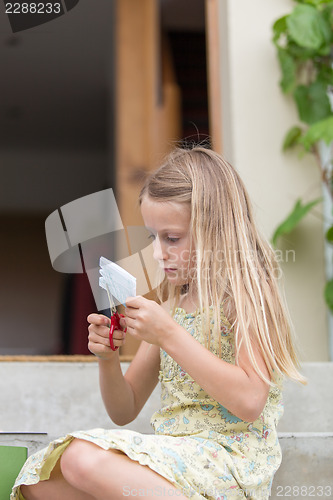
139 146 306 386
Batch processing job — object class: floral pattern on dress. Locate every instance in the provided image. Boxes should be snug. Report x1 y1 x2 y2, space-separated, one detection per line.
11 305 284 500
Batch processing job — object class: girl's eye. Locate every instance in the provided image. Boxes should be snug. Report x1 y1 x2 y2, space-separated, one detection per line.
147 233 179 243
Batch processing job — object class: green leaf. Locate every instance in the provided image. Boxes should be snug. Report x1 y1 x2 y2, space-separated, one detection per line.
273 16 288 45
322 3 333 38
287 42 317 61
272 198 322 247
295 0 333 6
324 279 333 312
299 115 333 150
286 4 331 50
277 49 297 93
317 65 333 87
293 80 331 124
317 41 332 56
282 126 303 151
326 225 333 243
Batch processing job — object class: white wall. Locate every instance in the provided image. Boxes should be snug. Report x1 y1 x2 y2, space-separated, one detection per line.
219 0 328 361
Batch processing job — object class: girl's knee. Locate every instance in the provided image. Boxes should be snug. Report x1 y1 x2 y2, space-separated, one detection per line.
61 439 89 484
60 439 102 488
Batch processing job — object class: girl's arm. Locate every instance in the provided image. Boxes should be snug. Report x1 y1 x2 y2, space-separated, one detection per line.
98 340 160 426
162 324 270 422
87 306 162 426
124 297 270 423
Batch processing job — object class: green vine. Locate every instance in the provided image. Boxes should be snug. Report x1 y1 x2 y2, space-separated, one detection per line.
272 0 333 310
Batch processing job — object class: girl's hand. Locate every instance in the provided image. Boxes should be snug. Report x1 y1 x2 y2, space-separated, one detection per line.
124 296 176 347
87 313 126 359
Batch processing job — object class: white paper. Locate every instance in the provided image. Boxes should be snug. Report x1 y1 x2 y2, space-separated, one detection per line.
99 256 136 306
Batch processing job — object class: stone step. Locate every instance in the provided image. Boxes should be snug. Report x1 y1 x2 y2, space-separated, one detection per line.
1 361 332 496
271 433 333 499
0 433 48 456
1 431 332 497
277 363 333 433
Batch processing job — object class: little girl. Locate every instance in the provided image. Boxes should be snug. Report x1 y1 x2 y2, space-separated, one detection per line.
12 146 305 500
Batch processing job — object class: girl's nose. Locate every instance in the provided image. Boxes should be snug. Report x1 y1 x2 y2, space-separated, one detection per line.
153 237 167 261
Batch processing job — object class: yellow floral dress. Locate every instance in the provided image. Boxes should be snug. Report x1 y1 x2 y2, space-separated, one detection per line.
11 306 284 500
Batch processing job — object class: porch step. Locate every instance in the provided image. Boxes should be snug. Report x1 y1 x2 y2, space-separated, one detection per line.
0 433 48 456
271 432 333 499
0 361 332 496
1 431 332 496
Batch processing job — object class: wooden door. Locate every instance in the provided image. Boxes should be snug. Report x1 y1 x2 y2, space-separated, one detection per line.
115 0 181 356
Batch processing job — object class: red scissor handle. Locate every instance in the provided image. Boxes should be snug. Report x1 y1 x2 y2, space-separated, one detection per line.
109 312 126 351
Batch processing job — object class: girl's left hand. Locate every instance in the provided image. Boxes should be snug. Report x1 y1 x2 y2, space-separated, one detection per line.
123 296 175 347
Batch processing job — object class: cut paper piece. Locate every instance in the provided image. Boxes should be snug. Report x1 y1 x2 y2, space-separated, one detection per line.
114 253 150 296
99 256 136 306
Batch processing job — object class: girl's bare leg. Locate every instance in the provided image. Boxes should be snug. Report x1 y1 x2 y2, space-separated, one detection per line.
60 438 189 500
20 457 96 500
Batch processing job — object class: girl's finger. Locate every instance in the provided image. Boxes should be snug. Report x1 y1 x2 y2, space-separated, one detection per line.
89 329 125 347
87 314 110 326
88 324 110 339
124 308 137 321
112 329 126 341
119 317 127 329
123 316 136 330
88 331 110 347
88 340 123 358
125 296 142 308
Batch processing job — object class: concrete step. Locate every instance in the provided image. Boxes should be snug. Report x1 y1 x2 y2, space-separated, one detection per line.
0 433 48 456
1 361 332 495
278 363 333 433
1 431 332 495
272 433 333 499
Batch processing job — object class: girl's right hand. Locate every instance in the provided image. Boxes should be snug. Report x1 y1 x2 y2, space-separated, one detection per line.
87 313 126 359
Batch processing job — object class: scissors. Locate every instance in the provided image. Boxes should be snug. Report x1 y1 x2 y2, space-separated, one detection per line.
107 286 127 351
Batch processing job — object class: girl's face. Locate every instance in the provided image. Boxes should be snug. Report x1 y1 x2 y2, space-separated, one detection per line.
140 196 196 286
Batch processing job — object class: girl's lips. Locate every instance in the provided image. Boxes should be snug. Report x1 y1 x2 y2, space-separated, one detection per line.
164 268 177 272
